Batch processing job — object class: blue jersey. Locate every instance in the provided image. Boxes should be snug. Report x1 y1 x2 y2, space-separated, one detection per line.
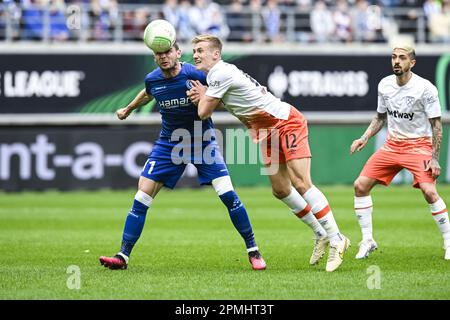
142 62 228 188
145 62 214 139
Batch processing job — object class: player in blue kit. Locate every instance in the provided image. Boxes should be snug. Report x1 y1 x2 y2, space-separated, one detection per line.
99 43 266 271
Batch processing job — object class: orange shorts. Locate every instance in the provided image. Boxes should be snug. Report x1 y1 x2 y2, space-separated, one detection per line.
360 148 435 188
260 107 311 165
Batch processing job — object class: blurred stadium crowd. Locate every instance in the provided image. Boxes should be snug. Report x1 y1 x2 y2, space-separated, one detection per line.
0 0 449 43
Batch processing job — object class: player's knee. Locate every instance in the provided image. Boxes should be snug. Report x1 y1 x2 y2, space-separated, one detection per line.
292 181 311 195
212 176 234 196
272 186 291 199
354 178 370 196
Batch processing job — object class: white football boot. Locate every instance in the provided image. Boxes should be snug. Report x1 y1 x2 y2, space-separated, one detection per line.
310 237 329 265
326 234 351 272
445 246 450 260
355 239 378 259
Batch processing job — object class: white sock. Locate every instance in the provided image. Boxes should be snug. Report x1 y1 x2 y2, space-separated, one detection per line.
303 186 342 246
301 212 327 239
135 190 153 207
280 187 327 239
430 198 450 249
355 195 374 242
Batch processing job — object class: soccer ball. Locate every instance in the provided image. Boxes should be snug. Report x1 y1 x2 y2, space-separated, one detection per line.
143 19 176 53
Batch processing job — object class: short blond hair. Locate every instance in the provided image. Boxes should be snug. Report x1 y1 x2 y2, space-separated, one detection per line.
392 44 416 60
192 34 223 53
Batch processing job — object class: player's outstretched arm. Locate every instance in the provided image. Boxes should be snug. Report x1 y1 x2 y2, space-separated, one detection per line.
350 112 387 154
116 89 152 120
188 80 221 120
426 117 442 179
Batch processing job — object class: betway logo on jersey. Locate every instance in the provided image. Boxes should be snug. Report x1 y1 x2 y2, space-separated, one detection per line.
158 97 191 109
387 109 414 121
0 70 84 97
267 66 369 98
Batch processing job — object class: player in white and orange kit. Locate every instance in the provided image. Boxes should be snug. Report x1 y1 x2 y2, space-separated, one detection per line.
187 34 350 272
351 45 450 260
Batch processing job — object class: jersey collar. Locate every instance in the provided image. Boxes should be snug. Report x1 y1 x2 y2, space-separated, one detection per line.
209 60 224 74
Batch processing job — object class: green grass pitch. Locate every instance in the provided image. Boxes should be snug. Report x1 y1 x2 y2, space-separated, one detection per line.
1 185 450 299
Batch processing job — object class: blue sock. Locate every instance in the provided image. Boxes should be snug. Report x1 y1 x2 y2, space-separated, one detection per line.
120 199 149 257
219 191 257 250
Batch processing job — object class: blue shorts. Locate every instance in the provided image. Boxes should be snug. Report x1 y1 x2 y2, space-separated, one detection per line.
141 138 229 189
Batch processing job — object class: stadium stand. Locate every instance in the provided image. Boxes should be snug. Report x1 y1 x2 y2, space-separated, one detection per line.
0 0 449 44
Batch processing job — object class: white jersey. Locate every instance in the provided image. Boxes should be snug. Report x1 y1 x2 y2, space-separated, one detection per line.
205 60 292 130
377 73 441 140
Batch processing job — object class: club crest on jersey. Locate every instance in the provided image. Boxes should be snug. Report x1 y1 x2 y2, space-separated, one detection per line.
186 80 193 90
405 96 415 109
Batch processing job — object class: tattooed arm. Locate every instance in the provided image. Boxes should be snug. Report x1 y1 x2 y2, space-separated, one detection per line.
350 112 387 154
426 117 442 179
